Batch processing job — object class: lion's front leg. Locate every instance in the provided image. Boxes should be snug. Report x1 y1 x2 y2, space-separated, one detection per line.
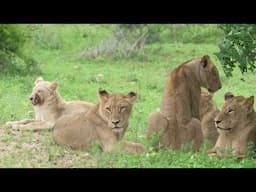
232 139 248 159
5 119 37 128
146 111 169 147
208 147 217 157
208 134 230 157
99 130 118 153
11 120 54 131
180 118 203 151
123 141 146 154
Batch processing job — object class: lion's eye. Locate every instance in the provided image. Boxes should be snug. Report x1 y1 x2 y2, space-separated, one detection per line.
120 106 126 112
105 107 111 113
228 109 234 113
38 90 42 93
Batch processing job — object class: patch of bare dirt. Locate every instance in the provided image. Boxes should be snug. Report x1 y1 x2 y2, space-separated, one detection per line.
0 126 98 167
0 141 18 153
53 153 89 167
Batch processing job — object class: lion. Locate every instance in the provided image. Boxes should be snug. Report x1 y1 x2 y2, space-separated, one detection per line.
208 92 256 159
146 55 222 151
53 89 145 154
200 88 219 147
5 77 94 131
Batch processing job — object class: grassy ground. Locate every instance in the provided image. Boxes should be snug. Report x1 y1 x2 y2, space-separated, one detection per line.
0 24 256 167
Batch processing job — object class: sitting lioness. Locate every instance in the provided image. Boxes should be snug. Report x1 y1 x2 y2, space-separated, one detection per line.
208 92 256 159
146 55 222 151
6 77 94 131
200 88 219 147
53 89 145 153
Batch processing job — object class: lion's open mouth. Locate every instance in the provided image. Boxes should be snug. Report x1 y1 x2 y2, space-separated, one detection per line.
31 94 41 105
112 126 121 129
112 127 123 132
207 88 214 93
217 126 232 131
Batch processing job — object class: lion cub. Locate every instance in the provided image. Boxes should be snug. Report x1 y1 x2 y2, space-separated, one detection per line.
200 88 219 147
53 89 145 154
6 77 94 131
209 92 256 159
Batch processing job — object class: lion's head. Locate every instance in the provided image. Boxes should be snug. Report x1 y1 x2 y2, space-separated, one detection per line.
214 92 254 133
199 55 222 93
30 77 58 106
98 88 137 133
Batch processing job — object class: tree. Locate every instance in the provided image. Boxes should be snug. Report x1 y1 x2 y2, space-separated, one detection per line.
215 24 256 77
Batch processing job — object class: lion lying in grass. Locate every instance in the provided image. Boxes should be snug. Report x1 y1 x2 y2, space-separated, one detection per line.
209 92 256 159
53 89 145 154
6 77 94 131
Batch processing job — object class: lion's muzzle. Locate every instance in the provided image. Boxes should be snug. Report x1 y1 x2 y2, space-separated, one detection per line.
110 120 125 133
30 94 41 105
214 119 232 131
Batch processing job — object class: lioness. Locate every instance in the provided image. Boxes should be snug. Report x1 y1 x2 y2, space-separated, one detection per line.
146 55 222 151
6 77 94 131
200 88 219 147
208 92 256 159
53 89 145 153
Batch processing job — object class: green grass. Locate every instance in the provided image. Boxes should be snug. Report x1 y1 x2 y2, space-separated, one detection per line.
0 24 255 168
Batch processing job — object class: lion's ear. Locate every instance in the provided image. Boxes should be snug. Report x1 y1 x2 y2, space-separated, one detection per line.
201 55 210 68
243 96 254 113
34 77 44 85
127 91 137 103
50 81 58 91
224 92 234 101
98 88 109 102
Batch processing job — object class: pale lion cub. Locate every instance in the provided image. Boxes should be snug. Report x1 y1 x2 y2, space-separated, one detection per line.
6 77 94 131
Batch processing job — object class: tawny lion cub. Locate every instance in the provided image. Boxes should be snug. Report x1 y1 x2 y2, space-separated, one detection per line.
6 77 94 131
200 88 219 147
53 89 145 154
146 55 222 151
209 92 256 159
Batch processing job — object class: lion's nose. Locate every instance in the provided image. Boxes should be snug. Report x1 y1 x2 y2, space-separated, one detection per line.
112 120 120 125
215 120 221 124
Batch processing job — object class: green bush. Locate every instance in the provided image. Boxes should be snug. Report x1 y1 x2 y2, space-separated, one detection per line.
215 24 256 77
0 24 40 75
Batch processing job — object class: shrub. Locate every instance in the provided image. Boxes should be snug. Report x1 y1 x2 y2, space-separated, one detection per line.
0 24 40 75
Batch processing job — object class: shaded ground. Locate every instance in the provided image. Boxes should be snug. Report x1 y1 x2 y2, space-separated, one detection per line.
0 123 97 167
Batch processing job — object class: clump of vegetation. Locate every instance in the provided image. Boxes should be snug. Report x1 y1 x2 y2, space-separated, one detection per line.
0 24 40 75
